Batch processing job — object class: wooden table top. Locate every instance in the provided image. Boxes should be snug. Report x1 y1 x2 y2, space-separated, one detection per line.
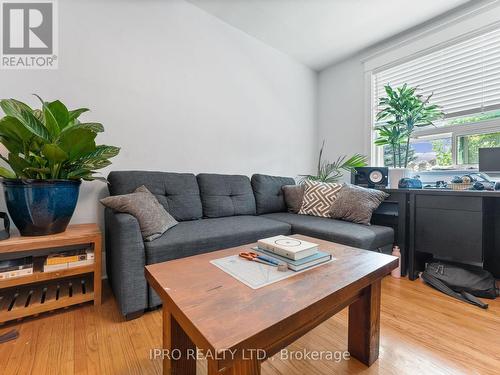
145 235 398 353
0 224 101 254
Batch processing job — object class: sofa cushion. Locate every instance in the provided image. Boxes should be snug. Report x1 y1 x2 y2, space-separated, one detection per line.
330 184 389 225
261 212 394 250
197 174 256 218
145 215 289 307
251 174 296 214
107 171 202 221
298 180 342 218
144 216 291 265
100 185 178 241
282 184 305 213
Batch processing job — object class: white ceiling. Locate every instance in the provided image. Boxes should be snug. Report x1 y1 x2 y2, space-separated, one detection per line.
188 0 471 71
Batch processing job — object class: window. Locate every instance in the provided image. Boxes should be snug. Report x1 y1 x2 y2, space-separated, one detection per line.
372 25 500 170
457 131 500 165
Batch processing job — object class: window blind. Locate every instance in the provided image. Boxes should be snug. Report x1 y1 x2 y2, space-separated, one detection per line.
373 26 500 119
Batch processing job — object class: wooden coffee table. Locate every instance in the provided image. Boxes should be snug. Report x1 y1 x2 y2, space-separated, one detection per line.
145 235 398 375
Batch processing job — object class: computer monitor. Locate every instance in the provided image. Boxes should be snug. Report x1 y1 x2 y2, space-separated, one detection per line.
479 147 500 172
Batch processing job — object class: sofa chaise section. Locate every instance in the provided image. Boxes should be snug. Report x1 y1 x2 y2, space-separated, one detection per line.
261 212 393 252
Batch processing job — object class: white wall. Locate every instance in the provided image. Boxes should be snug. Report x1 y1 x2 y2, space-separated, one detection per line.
317 56 367 164
318 1 500 168
0 0 317 231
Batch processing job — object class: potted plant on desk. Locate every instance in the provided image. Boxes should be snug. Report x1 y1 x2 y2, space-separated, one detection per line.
0 96 119 236
375 84 444 187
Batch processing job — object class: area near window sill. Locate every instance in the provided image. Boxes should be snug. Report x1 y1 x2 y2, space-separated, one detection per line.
408 169 500 184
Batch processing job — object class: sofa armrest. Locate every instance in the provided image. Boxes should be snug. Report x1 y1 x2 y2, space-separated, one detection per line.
104 208 147 316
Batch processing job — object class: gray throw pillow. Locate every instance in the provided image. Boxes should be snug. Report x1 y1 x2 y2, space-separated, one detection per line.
330 184 389 225
282 184 305 213
100 185 178 241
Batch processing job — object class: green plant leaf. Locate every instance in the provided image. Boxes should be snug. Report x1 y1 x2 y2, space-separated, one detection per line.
0 97 118 181
8 154 32 178
17 108 51 141
0 99 32 116
0 99 50 141
68 108 89 122
46 100 69 129
58 127 96 160
301 140 367 183
33 109 44 122
77 123 104 132
80 158 112 169
67 168 91 178
0 115 32 142
0 167 16 179
42 104 60 137
42 143 68 162
80 145 120 160
375 84 444 167
24 167 50 175
0 136 22 154
339 153 368 172
33 95 68 137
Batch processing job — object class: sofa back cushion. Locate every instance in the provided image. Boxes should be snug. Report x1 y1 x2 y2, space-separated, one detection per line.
251 174 296 214
107 171 202 221
197 174 256 218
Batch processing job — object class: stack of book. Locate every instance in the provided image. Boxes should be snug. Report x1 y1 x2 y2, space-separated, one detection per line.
43 248 94 272
0 257 34 279
255 235 331 271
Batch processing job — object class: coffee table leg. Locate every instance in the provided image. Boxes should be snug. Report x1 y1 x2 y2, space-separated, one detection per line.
208 359 261 375
347 279 381 366
163 308 196 375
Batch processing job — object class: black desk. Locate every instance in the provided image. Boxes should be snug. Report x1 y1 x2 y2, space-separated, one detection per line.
380 188 500 280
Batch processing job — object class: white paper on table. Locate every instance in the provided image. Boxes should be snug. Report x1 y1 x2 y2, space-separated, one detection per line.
210 254 335 289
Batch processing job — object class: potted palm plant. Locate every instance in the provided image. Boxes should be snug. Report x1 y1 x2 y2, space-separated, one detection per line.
300 140 368 183
375 84 444 187
0 96 119 236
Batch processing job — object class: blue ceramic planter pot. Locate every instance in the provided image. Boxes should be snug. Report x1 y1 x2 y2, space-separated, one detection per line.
2 179 81 236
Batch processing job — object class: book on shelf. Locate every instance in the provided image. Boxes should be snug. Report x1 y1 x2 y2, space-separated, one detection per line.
67 259 94 268
46 250 86 265
0 267 33 279
46 248 94 265
43 262 68 272
43 248 94 272
257 235 318 260
253 247 331 271
0 257 34 279
0 256 33 272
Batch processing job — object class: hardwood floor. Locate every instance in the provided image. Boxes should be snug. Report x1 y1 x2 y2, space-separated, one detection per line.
0 277 499 375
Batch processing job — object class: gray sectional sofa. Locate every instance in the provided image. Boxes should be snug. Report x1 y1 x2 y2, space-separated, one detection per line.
104 171 394 319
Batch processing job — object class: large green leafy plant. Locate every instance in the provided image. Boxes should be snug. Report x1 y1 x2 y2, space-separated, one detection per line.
375 84 444 168
0 96 119 181
300 141 367 183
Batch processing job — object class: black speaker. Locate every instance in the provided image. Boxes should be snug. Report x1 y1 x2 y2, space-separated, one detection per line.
352 167 389 189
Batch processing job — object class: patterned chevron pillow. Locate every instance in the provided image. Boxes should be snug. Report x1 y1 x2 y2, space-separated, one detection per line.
298 180 342 217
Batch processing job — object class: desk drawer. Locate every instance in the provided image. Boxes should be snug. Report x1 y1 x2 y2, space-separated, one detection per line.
416 195 482 212
415 208 483 263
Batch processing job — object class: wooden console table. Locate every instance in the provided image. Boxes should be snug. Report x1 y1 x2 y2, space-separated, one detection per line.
0 224 101 324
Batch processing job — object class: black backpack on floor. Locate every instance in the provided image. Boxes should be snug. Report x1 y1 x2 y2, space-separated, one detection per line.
421 261 499 309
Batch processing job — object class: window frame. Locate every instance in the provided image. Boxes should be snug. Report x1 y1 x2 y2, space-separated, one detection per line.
372 109 500 169
367 20 500 170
